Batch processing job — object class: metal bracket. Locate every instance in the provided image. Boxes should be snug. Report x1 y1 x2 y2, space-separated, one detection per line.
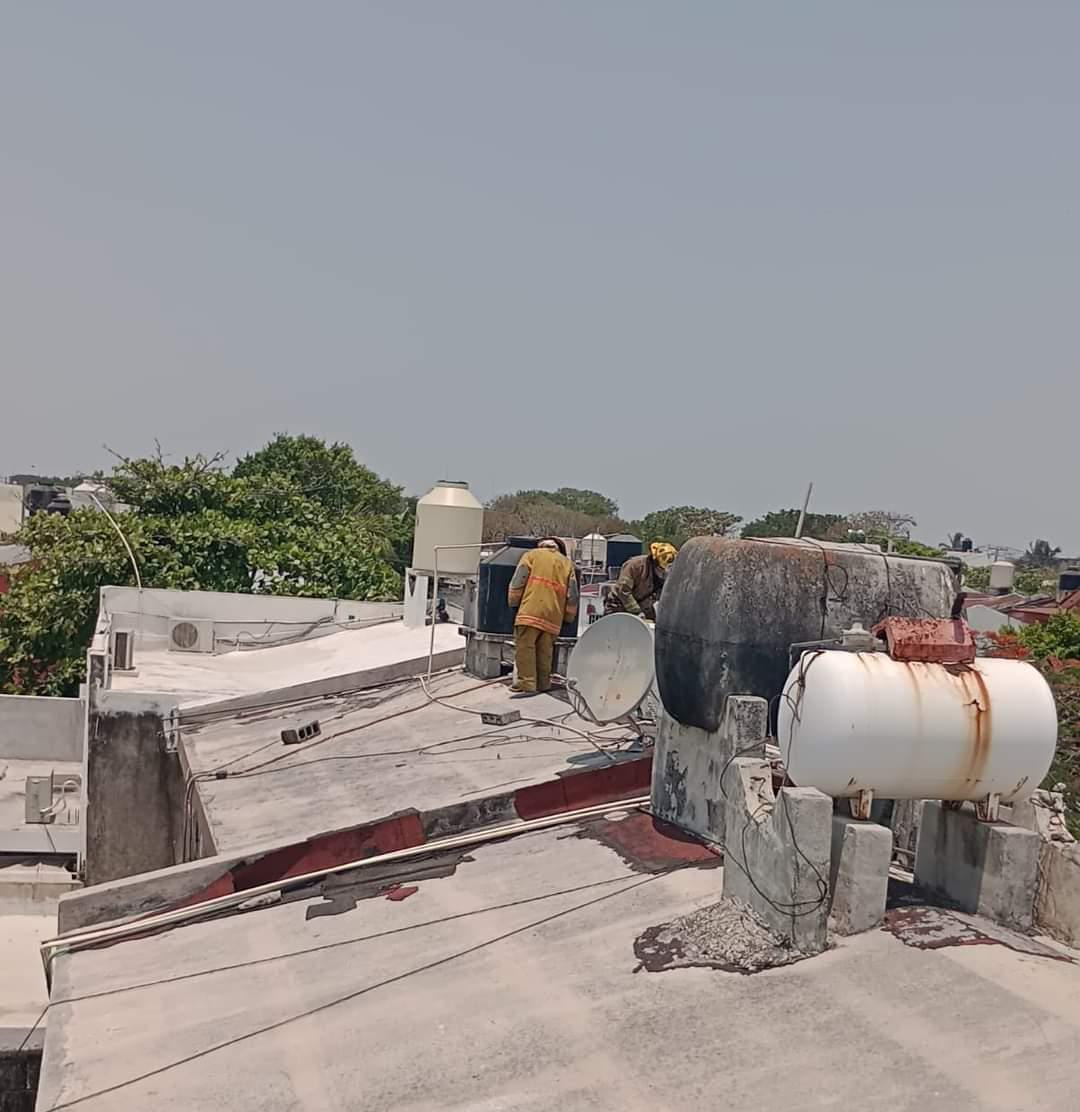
975 793 1001 823
164 709 180 754
849 788 874 821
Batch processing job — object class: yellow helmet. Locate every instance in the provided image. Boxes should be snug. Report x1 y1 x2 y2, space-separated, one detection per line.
650 542 678 570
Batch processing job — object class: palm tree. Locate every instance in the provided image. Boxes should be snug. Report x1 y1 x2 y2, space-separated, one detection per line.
1023 539 1062 568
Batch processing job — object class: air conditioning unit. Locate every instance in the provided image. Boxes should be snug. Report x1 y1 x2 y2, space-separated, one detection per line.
111 630 135 671
167 619 215 654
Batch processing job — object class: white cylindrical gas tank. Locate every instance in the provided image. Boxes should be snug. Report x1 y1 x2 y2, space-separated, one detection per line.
990 560 1016 592
778 651 1056 802
411 481 484 576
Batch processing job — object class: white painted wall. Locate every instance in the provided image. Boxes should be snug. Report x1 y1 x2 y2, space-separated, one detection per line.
0 694 84 761
100 586 402 651
0 483 23 536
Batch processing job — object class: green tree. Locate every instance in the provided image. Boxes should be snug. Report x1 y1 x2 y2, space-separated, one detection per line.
233 433 405 516
1015 567 1054 595
740 508 850 541
483 491 625 542
889 538 944 558
637 506 741 548
962 565 991 590
0 443 403 696
847 510 917 542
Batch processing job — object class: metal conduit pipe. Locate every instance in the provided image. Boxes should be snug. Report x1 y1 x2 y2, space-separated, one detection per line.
41 795 651 974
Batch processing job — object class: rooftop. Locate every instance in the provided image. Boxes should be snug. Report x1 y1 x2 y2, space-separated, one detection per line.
40 809 1080 1111
180 672 641 857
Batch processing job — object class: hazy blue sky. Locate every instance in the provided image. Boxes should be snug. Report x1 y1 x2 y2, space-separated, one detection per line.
3 3 1077 551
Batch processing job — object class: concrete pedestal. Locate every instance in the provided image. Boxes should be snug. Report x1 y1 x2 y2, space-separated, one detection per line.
721 759 831 954
915 802 1040 929
650 696 768 843
829 815 892 935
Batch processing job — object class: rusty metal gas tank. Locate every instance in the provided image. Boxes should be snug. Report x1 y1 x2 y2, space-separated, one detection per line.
654 536 957 731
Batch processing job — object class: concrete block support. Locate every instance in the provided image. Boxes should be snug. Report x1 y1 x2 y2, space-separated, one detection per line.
651 696 768 843
1034 842 1080 947
721 757 831 954
829 815 892 935
915 802 1040 929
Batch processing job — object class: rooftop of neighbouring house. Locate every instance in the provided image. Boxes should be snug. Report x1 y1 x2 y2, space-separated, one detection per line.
39 806 1080 1112
1 712 83 1051
98 585 466 709
179 669 647 858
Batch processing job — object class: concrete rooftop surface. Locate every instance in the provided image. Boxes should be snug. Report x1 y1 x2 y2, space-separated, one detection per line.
110 619 466 708
181 669 641 856
39 809 1080 1112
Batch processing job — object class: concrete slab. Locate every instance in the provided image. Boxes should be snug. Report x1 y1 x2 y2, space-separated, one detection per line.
0 760 82 858
110 620 466 708
181 671 642 856
37 817 1080 1112
915 802 1040 929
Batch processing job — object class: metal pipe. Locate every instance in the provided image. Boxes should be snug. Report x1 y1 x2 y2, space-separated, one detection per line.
794 481 814 540
41 794 650 970
89 491 142 590
428 543 486 681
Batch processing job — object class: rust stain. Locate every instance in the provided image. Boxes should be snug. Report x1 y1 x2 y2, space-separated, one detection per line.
572 812 722 874
965 667 992 786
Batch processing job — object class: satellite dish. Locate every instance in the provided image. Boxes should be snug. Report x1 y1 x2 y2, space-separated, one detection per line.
567 613 656 724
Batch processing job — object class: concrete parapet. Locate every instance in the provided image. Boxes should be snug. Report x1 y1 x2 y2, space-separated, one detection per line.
721 757 831 954
651 695 768 843
829 814 891 935
915 801 1039 929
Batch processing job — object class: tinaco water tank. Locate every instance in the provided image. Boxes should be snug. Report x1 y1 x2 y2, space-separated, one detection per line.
655 536 957 731
411 481 484 576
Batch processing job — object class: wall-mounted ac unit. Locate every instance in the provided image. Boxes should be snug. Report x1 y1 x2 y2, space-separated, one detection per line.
111 630 135 671
168 619 215 654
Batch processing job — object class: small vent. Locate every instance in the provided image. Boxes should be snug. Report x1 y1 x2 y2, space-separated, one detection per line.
168 619 215 653
112 630 134 671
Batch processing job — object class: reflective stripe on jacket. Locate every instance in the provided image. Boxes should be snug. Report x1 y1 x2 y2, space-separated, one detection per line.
508 549 579 636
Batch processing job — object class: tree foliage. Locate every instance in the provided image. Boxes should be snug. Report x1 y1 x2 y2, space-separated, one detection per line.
740 508 850 541
482 490 624 542
0 442 403 696
635 506 741 548
988 613 1080 664
847 509 917 541
514 487 619 518
962 565 991 589
888 538 944 558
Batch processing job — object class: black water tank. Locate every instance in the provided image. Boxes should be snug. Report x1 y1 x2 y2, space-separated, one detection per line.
1059 570 1080 595
655 536 956 732
606 534 643 576
475 538 578 638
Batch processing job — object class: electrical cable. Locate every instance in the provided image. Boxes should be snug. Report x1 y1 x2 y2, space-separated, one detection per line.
48 873 644 1007
41 872 664 1111
15 1006 47 1054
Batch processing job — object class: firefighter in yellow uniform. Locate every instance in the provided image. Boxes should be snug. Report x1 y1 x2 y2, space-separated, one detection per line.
605 542 678 621
507 539 579 696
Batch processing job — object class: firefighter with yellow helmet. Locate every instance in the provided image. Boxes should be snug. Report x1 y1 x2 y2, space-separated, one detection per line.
604 542 678 621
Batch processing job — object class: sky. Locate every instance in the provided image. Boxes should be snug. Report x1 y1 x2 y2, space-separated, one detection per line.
2 2 1077 552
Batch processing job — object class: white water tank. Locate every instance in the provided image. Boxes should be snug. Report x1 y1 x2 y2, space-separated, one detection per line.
778 651 1056 802
411 481 484 576
990 560 1016 592
581 533 607 567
